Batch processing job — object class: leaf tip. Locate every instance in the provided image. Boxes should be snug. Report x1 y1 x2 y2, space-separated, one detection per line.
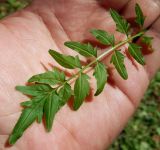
122 73 128 80
90 29 95 34
8 135 15 145
48 49 54 56
64 41 70 47
46 126 52 132
8 133 22 146
27 78 33 83
73 104 80 111
94 91 100 96
15 86 21 91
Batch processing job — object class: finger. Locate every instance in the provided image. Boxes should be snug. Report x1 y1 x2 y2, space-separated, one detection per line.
99 0 130 10
31 0 130 11
142 17 160 78
105 0 160 107
30 0 129 42
122 0 160 27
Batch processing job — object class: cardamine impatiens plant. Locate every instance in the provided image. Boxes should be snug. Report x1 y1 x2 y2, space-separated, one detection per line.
8 3 154 145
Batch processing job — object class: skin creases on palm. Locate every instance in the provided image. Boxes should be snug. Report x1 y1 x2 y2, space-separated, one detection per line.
0 0 160 150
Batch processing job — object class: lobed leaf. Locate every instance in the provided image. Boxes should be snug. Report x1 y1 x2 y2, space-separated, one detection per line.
9 87 62 144
49 49 81 69
128 43 145 65
9 96 46 145
73 73 90 110
135 3 146 27
28 69 65 85
91 29 115 46
111 50 128 80
64 41 97 57
93 62 108 96
110 9 130 36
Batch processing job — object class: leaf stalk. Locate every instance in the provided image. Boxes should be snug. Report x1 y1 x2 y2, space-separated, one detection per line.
56 31 144 90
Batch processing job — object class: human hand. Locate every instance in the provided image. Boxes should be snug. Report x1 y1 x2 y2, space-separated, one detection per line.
0 0 160 149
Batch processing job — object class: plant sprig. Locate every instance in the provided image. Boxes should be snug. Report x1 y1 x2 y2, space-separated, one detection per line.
9 3 153 145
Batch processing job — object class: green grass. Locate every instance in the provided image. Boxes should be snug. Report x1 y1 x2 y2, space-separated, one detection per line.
109 71 160 150
0 1 160 149
0 0 30 19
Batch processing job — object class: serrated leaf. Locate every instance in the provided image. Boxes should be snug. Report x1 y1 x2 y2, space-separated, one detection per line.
110 9 130 35
128 43 145 65
58 83 72 106
73 73 90 110
135 3 146 27
49 49 81 69
9 96 46 145
44 91 60 132
28 69 65 85
141 36 153 46
93 62 108 96
9 86 62 144
64 41 97 57
111 51 128 80
16 84 52 97
91 29 115 46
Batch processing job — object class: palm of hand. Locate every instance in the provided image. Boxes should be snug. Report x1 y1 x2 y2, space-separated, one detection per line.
0 0 160 150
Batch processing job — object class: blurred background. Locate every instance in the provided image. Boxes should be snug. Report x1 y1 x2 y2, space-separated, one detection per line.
0 0 159 150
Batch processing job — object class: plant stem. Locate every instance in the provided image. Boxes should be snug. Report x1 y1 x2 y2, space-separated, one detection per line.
56 31 144 90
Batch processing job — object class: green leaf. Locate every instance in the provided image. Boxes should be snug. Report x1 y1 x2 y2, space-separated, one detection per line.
93 62 108 96
37 108 43 123
90 29 115 46
16 84 52 97
110 9 130 35
73 73 90 110
9 96 46 145
28 68 65 85
64 41 97 57
58 83 72 106
111 51 128 80
135 3 146 27
141 36 153 46
49 49 81 69
44 91 60 132
21 101 33 107
9 86 62 144
128 43 145 65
